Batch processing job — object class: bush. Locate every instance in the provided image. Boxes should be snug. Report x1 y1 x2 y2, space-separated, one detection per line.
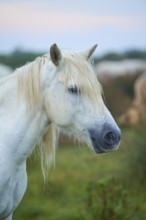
80 177 129 220
122 124 146 182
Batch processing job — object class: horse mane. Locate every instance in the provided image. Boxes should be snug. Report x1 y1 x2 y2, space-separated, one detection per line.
17 57 43 109
17 52 103 179
39 123 60 180
17 56 59 179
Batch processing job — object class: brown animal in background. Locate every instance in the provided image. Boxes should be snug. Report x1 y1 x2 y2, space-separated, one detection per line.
119 73 146 125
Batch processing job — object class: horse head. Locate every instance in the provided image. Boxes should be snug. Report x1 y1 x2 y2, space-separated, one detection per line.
43 44 121 154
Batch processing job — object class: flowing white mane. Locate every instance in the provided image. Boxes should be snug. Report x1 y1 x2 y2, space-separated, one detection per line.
17 57 43 109
17 51 103 178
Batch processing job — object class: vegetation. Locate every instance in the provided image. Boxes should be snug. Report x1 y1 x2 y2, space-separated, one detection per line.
0 48 146 70
0 49 43 69
94 49 146 63
100 73 140 117
13 124 146 220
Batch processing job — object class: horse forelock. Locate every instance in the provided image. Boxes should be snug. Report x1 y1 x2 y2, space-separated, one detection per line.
62 51 103 107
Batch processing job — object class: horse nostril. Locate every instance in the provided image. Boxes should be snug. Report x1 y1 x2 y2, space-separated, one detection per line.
104 131 116 144
91 136 95 142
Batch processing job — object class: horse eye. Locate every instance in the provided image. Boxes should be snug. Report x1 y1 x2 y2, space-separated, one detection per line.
68 86 80 95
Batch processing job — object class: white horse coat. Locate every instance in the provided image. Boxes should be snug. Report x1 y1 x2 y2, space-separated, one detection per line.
0 44 121 220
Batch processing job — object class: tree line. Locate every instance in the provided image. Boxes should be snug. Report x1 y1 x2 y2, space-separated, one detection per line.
0 48 146 69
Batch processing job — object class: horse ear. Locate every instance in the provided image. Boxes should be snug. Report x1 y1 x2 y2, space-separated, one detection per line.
50 43 62 66
81 44 98 59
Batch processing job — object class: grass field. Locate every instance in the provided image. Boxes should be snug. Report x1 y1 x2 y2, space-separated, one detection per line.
13 124 146 220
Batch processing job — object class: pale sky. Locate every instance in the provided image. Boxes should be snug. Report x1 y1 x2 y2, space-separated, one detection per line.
0 0 146 55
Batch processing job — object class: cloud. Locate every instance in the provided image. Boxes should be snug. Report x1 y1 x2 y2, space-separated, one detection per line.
0 1 143 35
0 1 146 53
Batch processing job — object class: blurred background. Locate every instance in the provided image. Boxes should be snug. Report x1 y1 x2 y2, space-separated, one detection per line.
1 0 146 219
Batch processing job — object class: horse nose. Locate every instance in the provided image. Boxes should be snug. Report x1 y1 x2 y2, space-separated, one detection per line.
88 126 121 154
103 129 121 147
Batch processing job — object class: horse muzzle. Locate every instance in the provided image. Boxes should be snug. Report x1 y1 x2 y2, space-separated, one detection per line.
88 125 121 153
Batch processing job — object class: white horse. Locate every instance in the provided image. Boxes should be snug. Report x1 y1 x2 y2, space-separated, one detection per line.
0 44 121 220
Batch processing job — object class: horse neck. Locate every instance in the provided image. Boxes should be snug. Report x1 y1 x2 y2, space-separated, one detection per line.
0 66 51 166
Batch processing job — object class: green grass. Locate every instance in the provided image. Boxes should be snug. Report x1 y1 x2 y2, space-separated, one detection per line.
13 124 146 220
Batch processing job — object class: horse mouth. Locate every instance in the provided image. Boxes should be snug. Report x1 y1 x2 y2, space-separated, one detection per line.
92 143 120 154
92 146 105 154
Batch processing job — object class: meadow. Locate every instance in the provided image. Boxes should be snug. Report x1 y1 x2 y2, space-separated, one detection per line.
13 122 146 220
